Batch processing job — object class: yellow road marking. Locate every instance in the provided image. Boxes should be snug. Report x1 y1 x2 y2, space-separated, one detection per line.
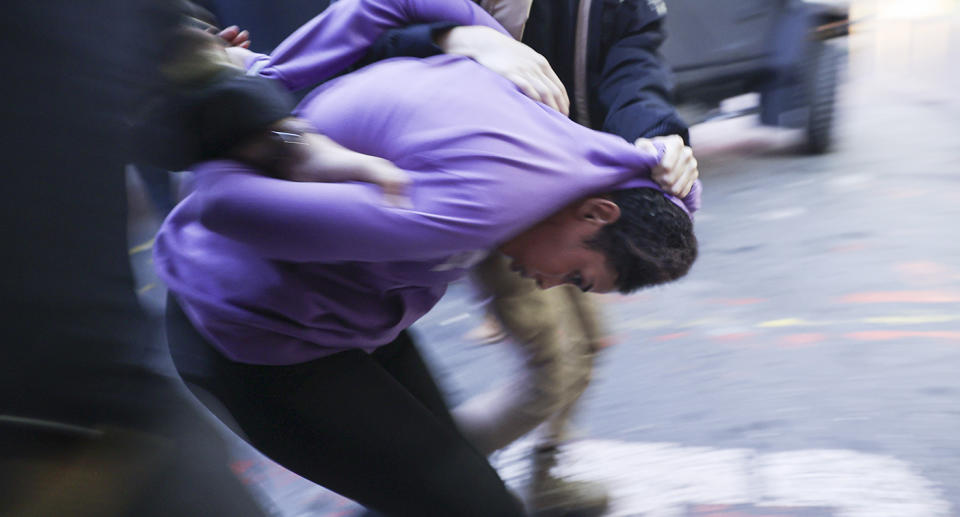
758 318 813 328
129 238 155 255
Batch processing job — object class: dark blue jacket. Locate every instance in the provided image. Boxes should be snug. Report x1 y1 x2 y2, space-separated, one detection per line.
367 0 689 144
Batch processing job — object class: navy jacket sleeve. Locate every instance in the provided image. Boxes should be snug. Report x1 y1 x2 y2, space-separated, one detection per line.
361 21 458 65
594 0 689 144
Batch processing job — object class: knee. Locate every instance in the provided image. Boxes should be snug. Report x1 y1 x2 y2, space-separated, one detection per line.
524 372 568 420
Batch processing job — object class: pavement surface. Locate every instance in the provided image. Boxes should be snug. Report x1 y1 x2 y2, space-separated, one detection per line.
127 4 960 516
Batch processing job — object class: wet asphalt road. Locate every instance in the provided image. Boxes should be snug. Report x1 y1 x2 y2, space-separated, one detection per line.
127 8 960 516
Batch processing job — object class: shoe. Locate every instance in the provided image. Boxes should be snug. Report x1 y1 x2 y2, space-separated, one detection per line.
529 447 609 517
530 474 609 517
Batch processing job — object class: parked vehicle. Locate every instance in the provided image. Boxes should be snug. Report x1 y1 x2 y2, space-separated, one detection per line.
661 0 851 153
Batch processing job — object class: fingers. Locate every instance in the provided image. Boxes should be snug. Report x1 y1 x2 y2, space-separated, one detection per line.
217 25 239 42
633 137 658 156
640 135 699 197
232 30 251 48
655 134 684 176
536 55 569 115
216 26 251 48
366 160 413 209
507 58 566 114
666 147 698 198
671 157 697 198
522 68 564 114
678 152 699 197
287 133 413 208
659 146 694 197
510 75 543 106
524 53 567 115
445 26 568 115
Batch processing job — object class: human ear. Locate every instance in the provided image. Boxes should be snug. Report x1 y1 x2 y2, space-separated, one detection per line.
578 197 621 226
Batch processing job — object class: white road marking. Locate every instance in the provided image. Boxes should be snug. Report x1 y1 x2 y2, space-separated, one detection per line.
439 313 471 326
753 207 808 221
493 439 952 517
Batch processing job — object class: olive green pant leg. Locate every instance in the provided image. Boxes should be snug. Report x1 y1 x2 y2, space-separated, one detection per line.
453 254 604 455
541 286 602 445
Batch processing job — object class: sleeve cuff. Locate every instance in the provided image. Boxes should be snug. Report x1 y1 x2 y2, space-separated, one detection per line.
191 71 296 160
645 115 691 145
402 21 461 58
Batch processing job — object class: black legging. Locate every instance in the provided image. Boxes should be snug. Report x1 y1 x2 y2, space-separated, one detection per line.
166 297 525 517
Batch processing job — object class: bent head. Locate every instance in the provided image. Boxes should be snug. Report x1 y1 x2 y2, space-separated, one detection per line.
499 188 698 294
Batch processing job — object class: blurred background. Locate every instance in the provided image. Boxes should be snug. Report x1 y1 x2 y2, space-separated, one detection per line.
126 0 960 515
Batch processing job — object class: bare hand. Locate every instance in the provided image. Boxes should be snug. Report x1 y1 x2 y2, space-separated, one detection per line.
634 135 698 198
437 26 569 116
230 117 412 207
216 25 251 48
223 46 256 69
288 133 413 208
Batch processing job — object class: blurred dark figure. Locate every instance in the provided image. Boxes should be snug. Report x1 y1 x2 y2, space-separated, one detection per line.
136 164 177 217
0 1 279 515
205 0 333 53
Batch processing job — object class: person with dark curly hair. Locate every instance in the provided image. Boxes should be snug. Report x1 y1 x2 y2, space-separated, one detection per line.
362 4 696 513
154 0 699 514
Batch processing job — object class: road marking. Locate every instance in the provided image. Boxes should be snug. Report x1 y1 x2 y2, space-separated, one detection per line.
493 439 952 517
619 318 675 331
226 439 952 517
129 238 154 255
778 333 828 348
136 283 156 295
758 318 814 328
753 208 807 221
895 261 951 277
654 332 690 342
439 313 470 326
862 315 960 325
707 332 758 343
681 317 730 329
707 298 768 306
845 330 960 342
839 291 960 304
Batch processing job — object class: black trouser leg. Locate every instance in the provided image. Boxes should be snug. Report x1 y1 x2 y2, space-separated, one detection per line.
166 297 525 517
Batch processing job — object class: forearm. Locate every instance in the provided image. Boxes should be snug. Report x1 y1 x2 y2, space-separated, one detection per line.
193 165 474 263
596 23 689 143
247 0 507 91
223 117 315 179
603 102 689 144
361 22 459 66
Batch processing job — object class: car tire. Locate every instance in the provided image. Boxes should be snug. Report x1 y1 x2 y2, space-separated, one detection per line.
802 41 842 154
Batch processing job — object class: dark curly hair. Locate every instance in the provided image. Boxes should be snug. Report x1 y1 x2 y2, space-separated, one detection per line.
585 188 698 294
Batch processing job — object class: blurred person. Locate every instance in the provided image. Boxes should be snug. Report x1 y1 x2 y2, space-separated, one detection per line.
0 1 405 515
363 1 693 514
153 0 699 515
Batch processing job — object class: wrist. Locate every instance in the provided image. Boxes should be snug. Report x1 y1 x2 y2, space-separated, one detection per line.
227 117 315 178
269 117 315 136
432 25 457 50
436 25 487 58
434 26 458 53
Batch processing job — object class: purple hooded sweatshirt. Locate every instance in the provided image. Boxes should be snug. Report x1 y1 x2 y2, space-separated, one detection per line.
153 0 701 365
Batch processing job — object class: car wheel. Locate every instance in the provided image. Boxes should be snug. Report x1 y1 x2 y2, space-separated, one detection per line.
802 41 842 154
